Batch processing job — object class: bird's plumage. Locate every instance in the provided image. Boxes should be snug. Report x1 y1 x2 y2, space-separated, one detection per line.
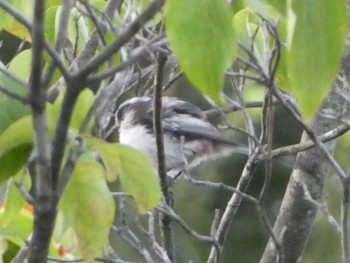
116 97 244 177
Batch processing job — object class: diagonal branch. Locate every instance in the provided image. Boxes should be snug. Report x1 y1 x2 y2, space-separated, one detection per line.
75 0 165 79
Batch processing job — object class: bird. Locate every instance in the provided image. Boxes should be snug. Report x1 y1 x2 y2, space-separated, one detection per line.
115 96 246 178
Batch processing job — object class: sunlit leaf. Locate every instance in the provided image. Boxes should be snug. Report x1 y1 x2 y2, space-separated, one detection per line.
67 7 90 55
0 0 33 40
8 49 32 81
165 0 237 102
264 0 286 14
45 5 60 45
60 161 115 262
2 171 31 227
46 87 94 132
287 0 348 118
244 0 281 22
82 135 161 212
116 144 161 212
71 89 94 131
0 207 33 246
81 135 121 182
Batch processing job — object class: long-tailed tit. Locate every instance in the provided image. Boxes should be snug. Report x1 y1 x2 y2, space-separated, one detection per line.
115 96 246 178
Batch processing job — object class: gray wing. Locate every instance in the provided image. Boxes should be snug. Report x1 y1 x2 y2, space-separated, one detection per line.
161 97 239 146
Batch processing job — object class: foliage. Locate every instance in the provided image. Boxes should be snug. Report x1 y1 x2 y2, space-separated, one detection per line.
0 0 348 262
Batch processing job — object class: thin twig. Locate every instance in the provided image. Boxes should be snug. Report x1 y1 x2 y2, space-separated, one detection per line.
137 212 171 263
111 225 154 263
183 174 258 204
153 52 175 262
75 0 165 79
10 235 31 263
41 0 74 88
254 123 350 163
257 91 283 262
156 205 218 248
207 150 259 263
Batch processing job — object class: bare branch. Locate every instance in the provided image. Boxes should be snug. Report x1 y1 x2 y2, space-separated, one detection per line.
254 124 350 163
73 0 124 68
183 174 259 204
156 205 218 248
76 0 165 78
152 53 175 262
27 0 57 262
207 150 259 263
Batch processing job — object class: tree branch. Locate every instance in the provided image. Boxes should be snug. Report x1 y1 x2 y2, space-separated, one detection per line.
27 0 57 262
0 0 69 79
207 150 259 262
254 123 350 163
75 0 165 79
152 53 175 262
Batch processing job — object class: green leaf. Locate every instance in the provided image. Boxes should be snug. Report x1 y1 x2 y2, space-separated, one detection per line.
287 0 348 119
59 161 115 262
165 0 237 102
0 0 33 40
71 89 94 131
45 5 60 45
82 135 161 212
67 7 90 54
0 90 64 182
0 207 33 246
81 135 121 182
0 116 33 159
116 144 161 212
8 50 32 81
233 9 267 71
0 145 32 184
264 0 286 14
0 62 29 134
0 116 33 182
46 87 94 133
2 171 31 227
244 0 281 22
